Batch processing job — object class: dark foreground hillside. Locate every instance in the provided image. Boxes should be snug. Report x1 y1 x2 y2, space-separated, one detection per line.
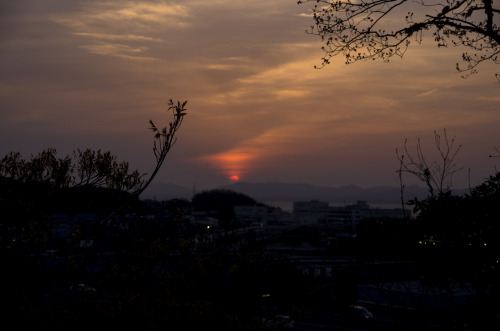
2 182 500 330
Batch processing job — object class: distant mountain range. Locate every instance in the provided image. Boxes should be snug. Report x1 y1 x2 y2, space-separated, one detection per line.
220 182 426 205
141 181 469 206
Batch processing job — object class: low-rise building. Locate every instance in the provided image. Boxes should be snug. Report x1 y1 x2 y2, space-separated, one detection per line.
293 200 329 224
327 201 405 229
291 200 405 228
234 205 291 226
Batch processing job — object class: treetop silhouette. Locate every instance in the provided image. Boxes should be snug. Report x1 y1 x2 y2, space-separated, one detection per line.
0 99 187 212
299 0 499 79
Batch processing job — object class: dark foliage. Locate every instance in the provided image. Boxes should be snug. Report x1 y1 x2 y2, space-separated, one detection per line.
404 172 500 311
0 99 188 198
0 177 149 218
356 217 418 258
0 148 145 192
410 172 500 251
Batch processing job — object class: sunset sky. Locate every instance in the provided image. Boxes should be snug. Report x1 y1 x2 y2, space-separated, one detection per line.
1 0 499 195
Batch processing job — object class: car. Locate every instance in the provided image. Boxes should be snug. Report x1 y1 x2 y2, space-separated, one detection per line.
348 305 374 319
264 314 295 328
69 283 97 293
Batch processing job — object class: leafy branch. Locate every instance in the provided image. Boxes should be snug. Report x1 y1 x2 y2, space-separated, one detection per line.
134 99 187 196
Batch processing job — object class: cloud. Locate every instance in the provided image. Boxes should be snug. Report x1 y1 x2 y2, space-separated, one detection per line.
193 127 294 180
478 96 500 102
73 32 163 42
417 88 439 97
53 1 190 29
1 0 499 190
51 1 190 59
78 43 159 61
97 2 189 23
273 89 311 99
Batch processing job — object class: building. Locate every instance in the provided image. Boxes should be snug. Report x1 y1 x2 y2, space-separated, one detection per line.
327 206 356 229
234 205 269 226
366 207 406 219
234 205 292 226
293 200 329 224
327 201 406 229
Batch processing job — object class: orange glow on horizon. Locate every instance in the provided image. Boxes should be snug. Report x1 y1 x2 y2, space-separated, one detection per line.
198 150 255 180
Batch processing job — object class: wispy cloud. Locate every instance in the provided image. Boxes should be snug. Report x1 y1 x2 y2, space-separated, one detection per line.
73 32 163 42
478 96 500 102
78 43 159 61
53 2 190 29
417 88 439 97
194 124 292 174
52 1 190 59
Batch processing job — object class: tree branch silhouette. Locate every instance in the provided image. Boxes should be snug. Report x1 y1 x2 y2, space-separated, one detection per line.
396 129 463 198
299 0 500 79
134 99 187 197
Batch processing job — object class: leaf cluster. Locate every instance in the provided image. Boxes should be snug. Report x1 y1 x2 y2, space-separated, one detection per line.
148 100 187 163
0 148 145 193
135 99 187 196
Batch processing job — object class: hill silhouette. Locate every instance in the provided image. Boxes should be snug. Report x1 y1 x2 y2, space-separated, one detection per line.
142 181 470 205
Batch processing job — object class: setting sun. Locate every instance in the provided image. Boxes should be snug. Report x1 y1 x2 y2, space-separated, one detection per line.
198 150 255 182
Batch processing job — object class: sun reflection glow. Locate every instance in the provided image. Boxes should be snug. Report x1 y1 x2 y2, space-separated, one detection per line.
199 150 254 181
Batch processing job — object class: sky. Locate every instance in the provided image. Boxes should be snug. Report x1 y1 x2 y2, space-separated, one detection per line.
1 0 499 195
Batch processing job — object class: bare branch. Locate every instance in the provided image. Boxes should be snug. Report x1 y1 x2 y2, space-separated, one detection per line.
299 0 500 78
396 129 463 198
